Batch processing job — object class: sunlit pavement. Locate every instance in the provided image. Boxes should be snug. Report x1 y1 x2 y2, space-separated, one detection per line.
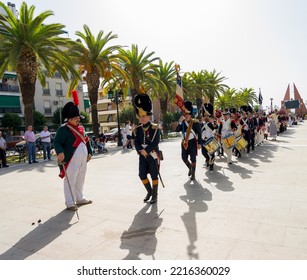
1 122 307 260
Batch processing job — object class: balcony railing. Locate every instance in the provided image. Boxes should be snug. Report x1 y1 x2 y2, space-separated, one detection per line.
0 107 22 113
43 88 50 95
55 90 63 96
0 83 20 92
44 108 52 114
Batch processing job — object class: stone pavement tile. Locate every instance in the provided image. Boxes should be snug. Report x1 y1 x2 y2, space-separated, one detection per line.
198 219 260 240
249 209 307 228
283 227 307 250
204 205 256 222
227 197 291 213
175 235 237 260
227 240 307 260
240 223 286 246
289 201 307 215
78 239 177 260
22 231 105 260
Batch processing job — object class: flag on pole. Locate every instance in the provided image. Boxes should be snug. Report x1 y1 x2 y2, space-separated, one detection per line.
258 88 263 110
174 64 186 113
258 88 263 105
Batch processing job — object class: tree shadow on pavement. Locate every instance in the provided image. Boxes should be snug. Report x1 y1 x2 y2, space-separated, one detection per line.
0 210 75 260
180 179 212 259
120 203 163 260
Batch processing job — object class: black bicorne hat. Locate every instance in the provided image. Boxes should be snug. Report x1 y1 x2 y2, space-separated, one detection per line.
134 93 152 117
202 103 214 117
229 107 236 114
61 90 83 123
183 100 193 115
62 102 82 123
240 105 248 113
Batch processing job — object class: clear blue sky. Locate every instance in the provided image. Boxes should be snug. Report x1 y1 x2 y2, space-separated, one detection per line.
11 0 307 109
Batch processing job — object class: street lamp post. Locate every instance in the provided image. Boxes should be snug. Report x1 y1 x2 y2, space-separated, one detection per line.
270 98 273 113
58 96 63 125
108 89 123 146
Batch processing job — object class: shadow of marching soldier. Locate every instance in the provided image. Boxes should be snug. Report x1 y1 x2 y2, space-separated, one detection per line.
120 203 163 260
180 179 212 259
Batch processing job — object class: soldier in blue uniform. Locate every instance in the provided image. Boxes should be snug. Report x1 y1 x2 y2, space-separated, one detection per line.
176 100 202 180
134 93 161 204
201 103 218 171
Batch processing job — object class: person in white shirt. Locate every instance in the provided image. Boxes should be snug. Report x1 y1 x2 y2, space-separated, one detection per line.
123 121 132 149
40 126 51 161
0 131 9 168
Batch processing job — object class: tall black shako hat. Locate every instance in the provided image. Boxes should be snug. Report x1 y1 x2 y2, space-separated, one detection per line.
183 100 193 116
201 103 214 117
134 93 152 117
62 90 83 123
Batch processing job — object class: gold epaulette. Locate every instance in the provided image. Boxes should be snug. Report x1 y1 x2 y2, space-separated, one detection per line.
192 118 199 123
151 123 159 129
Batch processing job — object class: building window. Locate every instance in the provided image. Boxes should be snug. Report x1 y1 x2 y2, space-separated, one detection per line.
44 100 52 114
54 71 62 78
43 82 50 95
55 83 63 96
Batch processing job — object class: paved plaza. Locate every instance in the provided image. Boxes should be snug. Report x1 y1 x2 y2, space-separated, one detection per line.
0 122 307 260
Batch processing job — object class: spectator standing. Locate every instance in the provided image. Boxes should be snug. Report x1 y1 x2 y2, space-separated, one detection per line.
40 126 52 161
24 125 38 164
0 131 9 168
123 120 132 149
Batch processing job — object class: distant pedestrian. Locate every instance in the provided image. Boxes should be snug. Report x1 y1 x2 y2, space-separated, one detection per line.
40 126 51 161
0 131 9 168
123 121 132 149
24 125 38 164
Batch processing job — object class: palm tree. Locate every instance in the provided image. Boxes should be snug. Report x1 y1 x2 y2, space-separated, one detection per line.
204 69 229 106
0 2 78 126
215 88 238 110
151 60 176 134
117 44 160 123
237 87 258 107
69 25 125 137
185 70 208 115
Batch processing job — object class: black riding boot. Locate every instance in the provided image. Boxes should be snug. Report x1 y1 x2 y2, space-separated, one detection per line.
150 183 158 204
142 181 152 202
184 161 192 176
190 162 196 180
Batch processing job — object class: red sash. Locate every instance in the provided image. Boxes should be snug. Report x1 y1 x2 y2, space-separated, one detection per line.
59 124 89 179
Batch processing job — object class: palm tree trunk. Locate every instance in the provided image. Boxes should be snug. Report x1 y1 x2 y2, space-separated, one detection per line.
196 98 202 118
19 82 35 127
160 98 168 134
89 91 99 137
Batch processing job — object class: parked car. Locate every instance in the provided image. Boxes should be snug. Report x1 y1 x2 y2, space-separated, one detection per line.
104 128 122 142
4 135 24 150
15 132 56 152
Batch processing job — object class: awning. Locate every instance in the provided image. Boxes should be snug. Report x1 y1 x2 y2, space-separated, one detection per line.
84 99 90 108
2 72 17 79
0 95 20 107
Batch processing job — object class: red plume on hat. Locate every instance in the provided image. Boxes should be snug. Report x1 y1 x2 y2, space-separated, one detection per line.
72 89 79 106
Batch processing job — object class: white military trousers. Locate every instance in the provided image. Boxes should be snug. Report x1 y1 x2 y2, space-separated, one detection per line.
63 143 88 207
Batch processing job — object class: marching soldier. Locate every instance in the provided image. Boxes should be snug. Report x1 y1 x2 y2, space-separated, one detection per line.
176 100 202 180
201 103 218 171
217 110 235 164
134 93 161 204
240 106 252 153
